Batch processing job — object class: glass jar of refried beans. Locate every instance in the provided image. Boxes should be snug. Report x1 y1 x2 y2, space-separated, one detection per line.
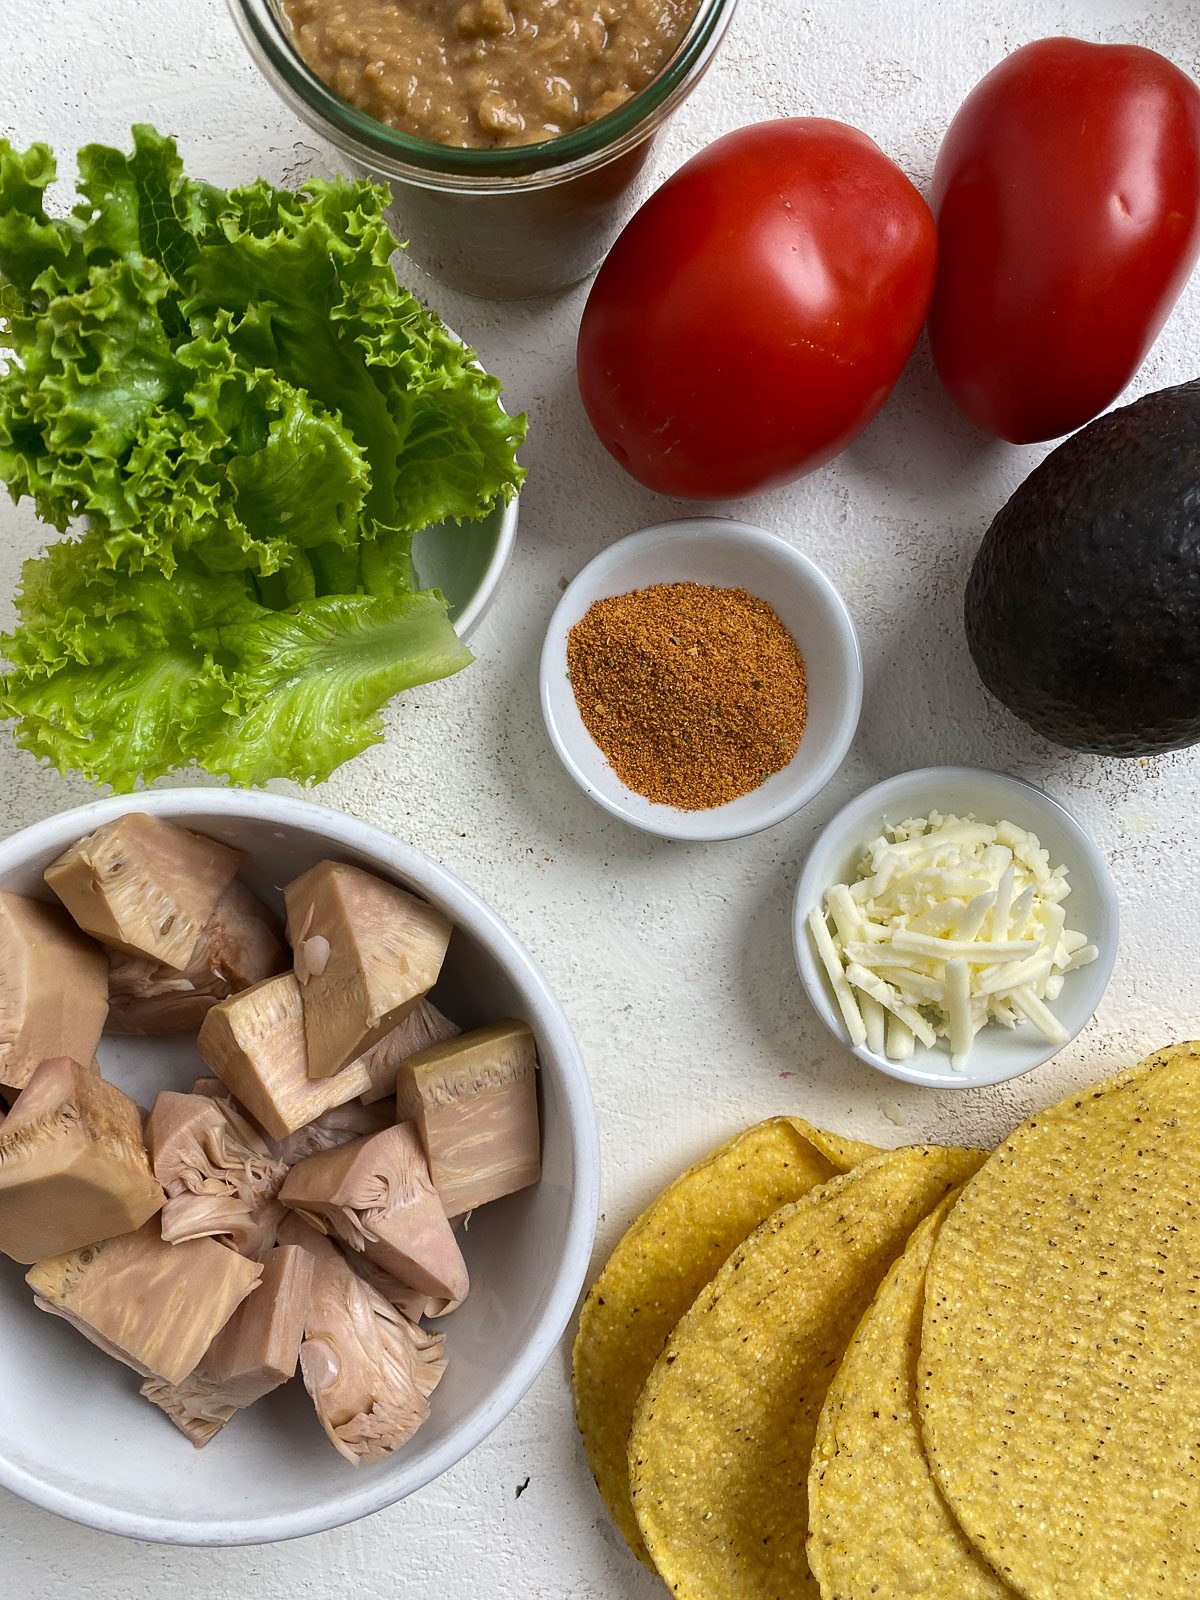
227 0 738 298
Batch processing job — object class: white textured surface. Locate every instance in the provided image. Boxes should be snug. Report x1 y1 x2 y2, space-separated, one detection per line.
2 0 1199 1589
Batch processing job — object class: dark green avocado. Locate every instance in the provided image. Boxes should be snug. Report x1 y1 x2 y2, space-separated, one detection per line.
965 379 1200 756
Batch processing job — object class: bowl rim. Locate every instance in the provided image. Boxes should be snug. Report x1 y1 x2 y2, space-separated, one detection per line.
0 788 599 1546
442 489 519 642
412 323 519 645
791 766 1120 1090
538 518 864 843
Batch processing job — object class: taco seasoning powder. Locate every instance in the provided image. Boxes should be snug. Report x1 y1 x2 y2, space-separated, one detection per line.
566 581 808 810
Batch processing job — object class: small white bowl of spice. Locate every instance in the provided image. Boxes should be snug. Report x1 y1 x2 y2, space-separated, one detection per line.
540 519 862 842
793 767 1120 1089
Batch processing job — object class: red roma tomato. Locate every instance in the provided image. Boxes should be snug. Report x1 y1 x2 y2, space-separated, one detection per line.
576 119 937 500
930 38 1200 444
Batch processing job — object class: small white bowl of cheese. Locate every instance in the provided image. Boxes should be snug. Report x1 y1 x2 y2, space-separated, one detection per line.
792 767 1119 1090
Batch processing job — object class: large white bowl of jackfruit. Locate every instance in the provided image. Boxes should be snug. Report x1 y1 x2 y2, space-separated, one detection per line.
0 790 598 1545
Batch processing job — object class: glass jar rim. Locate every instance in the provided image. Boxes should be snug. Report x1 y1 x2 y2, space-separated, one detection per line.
228 0 737 181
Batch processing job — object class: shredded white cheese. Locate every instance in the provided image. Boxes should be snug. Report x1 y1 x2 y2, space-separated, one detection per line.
809 812 1098 1069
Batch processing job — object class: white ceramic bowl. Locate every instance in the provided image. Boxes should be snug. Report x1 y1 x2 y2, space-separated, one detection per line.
540 519 862 842
0 790 598 1546
793 767 1119 1090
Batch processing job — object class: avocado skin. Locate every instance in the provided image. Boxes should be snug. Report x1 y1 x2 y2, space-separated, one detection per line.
965 379 1200 756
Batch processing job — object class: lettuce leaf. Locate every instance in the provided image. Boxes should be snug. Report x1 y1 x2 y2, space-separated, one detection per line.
209 592 473 786
4 653 233 790
0 127 523 789
0 141 83 299
0 256 184 530
1 541 470 789
74 125 225 292
183 173 525 541
2 536 250 680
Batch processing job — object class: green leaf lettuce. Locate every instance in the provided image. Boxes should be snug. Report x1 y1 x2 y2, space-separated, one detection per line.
0 125 525 789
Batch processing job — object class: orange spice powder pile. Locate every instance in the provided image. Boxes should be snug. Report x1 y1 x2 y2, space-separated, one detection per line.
566 581 808 811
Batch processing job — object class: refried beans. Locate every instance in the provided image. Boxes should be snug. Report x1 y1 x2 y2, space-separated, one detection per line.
281 0 700 148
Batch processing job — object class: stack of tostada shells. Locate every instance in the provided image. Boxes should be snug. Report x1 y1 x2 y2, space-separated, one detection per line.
573 1042 1200 1599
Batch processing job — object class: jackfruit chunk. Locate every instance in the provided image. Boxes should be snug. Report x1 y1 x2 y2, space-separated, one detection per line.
277 1100 393 1166
279 1214 446 1465
187 1075 283 1157
359 1000 462 1105
45 814 242 969
279 1196 436 1320
342 1251 431 1321
191 1076 232 1100
396 1021 541 1217
107 879 287 1035
146 1091 288 1257
28 1220 262 1383
280 1123 469 1303
0 892 109 1091
188 1075 242 1114
140 1243 314 1446
284 862 452 1079
204 1242 312 1389
344 1251 463 1321
197 974 374 1140
0 1056 164 1263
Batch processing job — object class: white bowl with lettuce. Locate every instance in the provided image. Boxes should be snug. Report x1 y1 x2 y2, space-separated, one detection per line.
0 789 598 1545
0 127 524 792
